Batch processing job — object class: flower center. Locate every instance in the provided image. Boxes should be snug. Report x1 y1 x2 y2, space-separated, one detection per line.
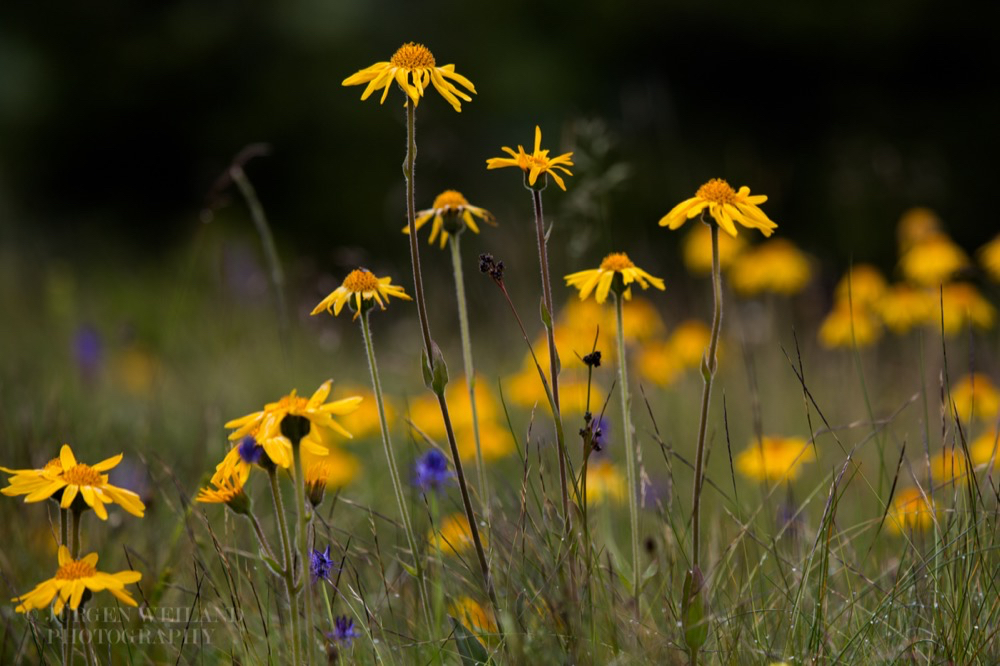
63 464 103 487
342 269 380 293
600 252 635 272
390 42 435 70
44 458 62 472
56 559 97 580
696 178 738 204
432 190 468 210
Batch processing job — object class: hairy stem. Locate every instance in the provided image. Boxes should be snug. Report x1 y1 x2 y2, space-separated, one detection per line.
615 294 641 612
269 467 301 666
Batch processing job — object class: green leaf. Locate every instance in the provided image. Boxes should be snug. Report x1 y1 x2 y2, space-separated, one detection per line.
451 617 491 665
682 566 710 650
540 297 553 329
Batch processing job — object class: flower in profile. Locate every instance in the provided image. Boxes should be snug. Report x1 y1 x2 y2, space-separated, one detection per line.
342 42 476 112
877 284 935 334
6 444 145 520
585 460 626 504
449 596 498 634
899 234 970 286
311 268 411 321
729 239 811 296
404 190 495 249
327 615 361 648
818 301 882 349
299 441 362 489
833 264 888 308
414 449 453 493
950 373 1000 425
429 513 485 556
310 545 336 583
938 283 996 335
659 178 777 238
486 126 575 191
887 487 935 533
682 222 746 275
735 436 814 482
1 457 65 501
305 460 333 507
196 472 250 515
564 252 666 304
12 546 142 614
979 233 1000 281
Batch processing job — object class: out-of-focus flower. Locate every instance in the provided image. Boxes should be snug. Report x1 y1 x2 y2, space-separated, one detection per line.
12 546 142 614
408 375 498 441
429 513 485 556
659 178 777 238
729 239 811 297
330 386 388 441
978 233 1000 282
887 487 935 533
585 460 626 504
299 444 361 490
819 301 882 349
897 207 942 253
877 284 936 334
950 373 1000 425
73 326 102 380
449 596 498 634
669 320 712 369
834 264 888 307
113 345 158 396
565 252 665 304
899 234 970 287
929 447 974 484
404 190 495 249
414 449 453 493
459 421 514 463
682 222 746 275
504 367 597 416
735 436 814 482
971 429 999 468
938 283 996 336
486 126 574 191
311 268 411 321
636 340 682 388
327 616 361 648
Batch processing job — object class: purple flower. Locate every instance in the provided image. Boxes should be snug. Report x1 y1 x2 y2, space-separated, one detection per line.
327 615 360 648
592 416 610 452
237 436 264 465
310 545 335 583
73 326 103 379
414 449 453 493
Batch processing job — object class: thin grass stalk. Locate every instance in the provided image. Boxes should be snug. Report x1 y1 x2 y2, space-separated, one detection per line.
448 234 489 516
614 293 641 611
292 440 316 663
268 467 301 666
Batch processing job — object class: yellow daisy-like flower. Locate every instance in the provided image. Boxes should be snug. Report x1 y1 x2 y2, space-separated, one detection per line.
729 239 812 296
486 126 575 191
818 301 882 349
564 252 666 304
971 429 998 468
429 513 486 556
929 447 975 484
735 436 814 482
636 341 683 388
5 445 145 520
979 233 1000 282
888 487 936 534
403 190 496 249
13 546 142 614
899 234 970 287
877 284 936 334
659 178 777 238
342 42 476 112
938 283 996 336
950 373 1000 425
585 460 627 505
834 264 888 308
196 472 251 514
669 320 713 370
449 596 498 634
311 268 412 321
682 222 747 275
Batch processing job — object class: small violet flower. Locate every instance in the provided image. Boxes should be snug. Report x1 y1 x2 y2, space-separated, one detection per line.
327 615 361 648
310 545 335 583
414 449 453 494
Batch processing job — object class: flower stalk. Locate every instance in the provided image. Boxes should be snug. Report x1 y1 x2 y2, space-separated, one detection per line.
283 417 317 663
614 291 641 612
268 466 302 666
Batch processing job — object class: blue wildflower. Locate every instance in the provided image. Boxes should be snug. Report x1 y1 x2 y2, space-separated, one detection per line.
237 436 265 465
414 449 453 493
327 615 361 648
593 416 610 452
310 545 336 583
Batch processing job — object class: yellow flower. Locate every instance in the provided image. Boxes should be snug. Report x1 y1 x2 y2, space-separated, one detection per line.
329 386 391 440
403 190 495 249
429 513 485 556
971 429 998 468
564 252 665 304
899 234 970 286
669 320 713 369
938 283 996 336
682 222 747 275
196 472 250 514
659 178 777 238
13 546 141 614
408 374 499 441
505 368 598 415
896 207 942 253
929 447 974 484
735 436 814 482
342 42 476 112
311 268 411 320
877 284 936 334
888 487 935 533
636 340 683 388
5 444 145 520
729 239 811 296
950 373 1000 425
834 264 887 308
300 443 362 489
449 596 498 634
457 421 514 463
818 301 882 349
486 126 575 191
585 460 626 504
979 233 1000 281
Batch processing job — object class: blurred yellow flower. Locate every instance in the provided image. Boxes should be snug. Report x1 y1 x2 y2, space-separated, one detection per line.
938 283 996 336
669 320 712 369
971 429 999 468
899 234 970 287
330 386 391 440
12 546 141 614
1 457 65 500
505 367 597 415
486 126 574 191
404 190 495 249
929 447 974 484
660 178 777 238
636 340 682 388
196 472 250 514
408 374 498 441
342 42 476 112
430 513 485 556
682 222 746 275
449 596 498 634
621 297 668 341
729 239 811 296
735 436 814 482
888 487 935 533
311 268 411 320
458 421 513 463
113 345 158 396
950 373 1000 425
877 284 936 334
586 459 626 504
834 264 888 307
818 301 882 349
979 233 1000 281
897 207 943 253
300 444 361 489
565 252 665 304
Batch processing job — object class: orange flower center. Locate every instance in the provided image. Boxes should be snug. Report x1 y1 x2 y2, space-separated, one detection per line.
432 189 468 210
276 394 311 415
390 42 435 70
63 464 103 487
600 252 635 272
56 559 97 581
343 269 381 293
44 458 62 472
696 178 738 205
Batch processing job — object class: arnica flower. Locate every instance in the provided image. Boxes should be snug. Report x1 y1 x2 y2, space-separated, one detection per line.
971 429 999 468
950 373 1000 425
585 459 626 504
341 42 476 112
877 284 936 334
429 513 486 556
929 447 975 485
938 283 996 336
212 430 287 485
564 252 666 304
896 207 943 253
659 178 777 238
818 301 882 349
486 126 575 191
404 190 495 249
327 615 361 648
4 444 145 520
414 448 453 493
305 460 333 507
978 233 1000 281
888 487 936 533
682 222 746 275
636 341 682 388
834 264 888 308
735 436 814 482
310 545 336 583
449 596 498 634
729 239 812 296
299 439 362 489
311 268 411 321
196 472 250 515
669 320 713 370
13 545 141 614
332 386 392 440
899 234 970 287
1 457 66 500
408 374 498 440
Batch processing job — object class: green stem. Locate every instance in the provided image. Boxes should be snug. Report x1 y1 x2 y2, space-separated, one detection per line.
59 508 68 549
615 294 640 612
249 513 279 565
71 508 83 558
269 467 302 666
293 441 316 664
449 234 489 517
